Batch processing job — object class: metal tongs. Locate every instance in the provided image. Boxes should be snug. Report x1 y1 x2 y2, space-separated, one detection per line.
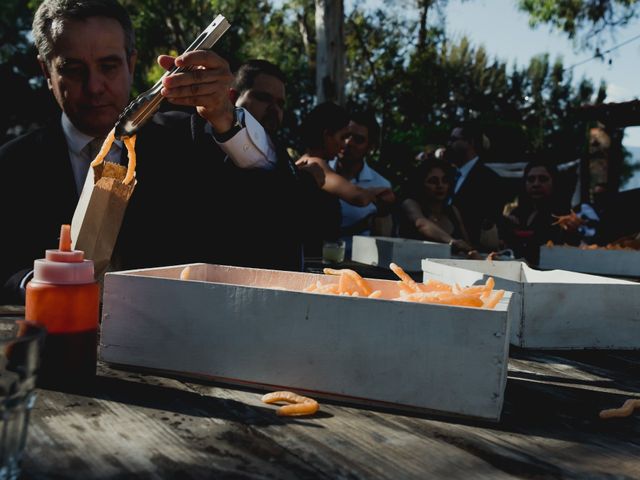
114 14 231 139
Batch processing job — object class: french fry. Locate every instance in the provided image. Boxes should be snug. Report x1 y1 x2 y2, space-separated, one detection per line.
599 399 640 419
552 210 582 230
180 266 192 280
90 128 116 168
389 263 421 292
89 128 137 185
420 279 453 293
262 391 319 417
122 135 137 185
324 268 372 296
482 290 505 309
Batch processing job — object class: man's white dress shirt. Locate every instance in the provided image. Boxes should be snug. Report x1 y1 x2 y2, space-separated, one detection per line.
62 108 277 195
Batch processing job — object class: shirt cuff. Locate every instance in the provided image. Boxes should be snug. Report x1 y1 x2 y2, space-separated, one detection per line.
213 109 277 170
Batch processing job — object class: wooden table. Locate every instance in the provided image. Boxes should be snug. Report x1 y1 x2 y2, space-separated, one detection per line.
21 353 640 478
3 308 639 478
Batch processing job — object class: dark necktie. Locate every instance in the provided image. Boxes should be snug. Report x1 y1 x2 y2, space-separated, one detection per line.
85 136 107 163
78 137 107 192
447 168 462 206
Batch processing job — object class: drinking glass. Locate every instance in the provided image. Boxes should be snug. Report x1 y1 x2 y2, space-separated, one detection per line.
322 240 346 264
0 318 45 480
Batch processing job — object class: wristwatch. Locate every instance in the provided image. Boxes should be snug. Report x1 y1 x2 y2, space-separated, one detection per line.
212 107 245 142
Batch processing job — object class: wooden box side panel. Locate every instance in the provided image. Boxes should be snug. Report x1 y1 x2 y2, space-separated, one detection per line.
421 260 525 347
351 235 382 267
522 263 636 285
109 263 481 306
520 283 640 349
100 274 510 420
422 259 524 282
352 236 450 272
539 246 640 277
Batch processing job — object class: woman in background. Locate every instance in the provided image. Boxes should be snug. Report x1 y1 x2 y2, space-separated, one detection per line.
399 158 475 254
501 157 577 265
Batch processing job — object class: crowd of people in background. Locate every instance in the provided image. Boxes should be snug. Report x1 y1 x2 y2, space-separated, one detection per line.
1 0 637 306
232 57 627 270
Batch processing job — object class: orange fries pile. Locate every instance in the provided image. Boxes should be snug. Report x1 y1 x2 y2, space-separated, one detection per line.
546 240 640 251
304 263 504 309
304 268 383 298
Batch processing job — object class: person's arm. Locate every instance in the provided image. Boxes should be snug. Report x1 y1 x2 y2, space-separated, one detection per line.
295 156 384 207
205 109 277 169
401 198 473 251
158 51 276 170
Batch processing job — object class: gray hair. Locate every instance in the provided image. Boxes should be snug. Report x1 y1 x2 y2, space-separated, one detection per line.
33 0 135 63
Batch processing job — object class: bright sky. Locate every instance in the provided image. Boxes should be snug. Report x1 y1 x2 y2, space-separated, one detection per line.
442 0 640 147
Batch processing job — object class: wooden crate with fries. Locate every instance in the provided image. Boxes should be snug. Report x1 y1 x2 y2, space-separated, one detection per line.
351 235 451 272
100 263 514 421
422 259 640 349
539 244 640 278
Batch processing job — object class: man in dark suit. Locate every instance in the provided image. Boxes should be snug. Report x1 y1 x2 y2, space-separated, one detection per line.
0 0 296 304
230 59 343 262
447 123 506 249
227 59 306 269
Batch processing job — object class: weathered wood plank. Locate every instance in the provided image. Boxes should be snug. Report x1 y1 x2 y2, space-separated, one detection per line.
25 370 329 479
14 327 640 478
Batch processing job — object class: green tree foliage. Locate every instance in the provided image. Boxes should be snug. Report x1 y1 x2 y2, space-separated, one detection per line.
2 0 609 188
518 0 639 49
121 0 316 142
337 3 604 188
0 0 57 143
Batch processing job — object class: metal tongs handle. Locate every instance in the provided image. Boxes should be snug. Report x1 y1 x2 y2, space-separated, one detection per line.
114 14 231 139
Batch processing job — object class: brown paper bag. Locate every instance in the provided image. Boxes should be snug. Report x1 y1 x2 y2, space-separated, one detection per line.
71 161 136 280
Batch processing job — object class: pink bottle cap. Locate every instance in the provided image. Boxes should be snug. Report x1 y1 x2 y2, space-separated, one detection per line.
32 225 95 285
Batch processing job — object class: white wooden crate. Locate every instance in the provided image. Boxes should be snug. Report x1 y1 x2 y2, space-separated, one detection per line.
539 245 640 278
100 263 513 421
351 235 451 272
422 259 640 349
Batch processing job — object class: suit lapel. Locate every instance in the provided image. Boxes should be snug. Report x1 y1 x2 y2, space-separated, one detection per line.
457 161 480 201
39 122 81 213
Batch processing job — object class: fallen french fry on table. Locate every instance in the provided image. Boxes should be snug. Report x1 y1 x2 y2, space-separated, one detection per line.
599 399 640 419
262 391 319 417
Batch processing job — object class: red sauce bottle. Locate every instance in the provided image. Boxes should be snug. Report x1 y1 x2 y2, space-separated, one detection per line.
25 224 99 389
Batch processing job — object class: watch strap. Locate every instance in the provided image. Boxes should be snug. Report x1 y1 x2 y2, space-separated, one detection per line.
212 108 245 142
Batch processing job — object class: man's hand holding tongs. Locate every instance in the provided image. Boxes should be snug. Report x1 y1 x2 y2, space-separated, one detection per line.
157 51 235 134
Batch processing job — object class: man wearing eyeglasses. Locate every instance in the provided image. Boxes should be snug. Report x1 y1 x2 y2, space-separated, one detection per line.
228 59 306 271
329 111 395 249
446 122 506 249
